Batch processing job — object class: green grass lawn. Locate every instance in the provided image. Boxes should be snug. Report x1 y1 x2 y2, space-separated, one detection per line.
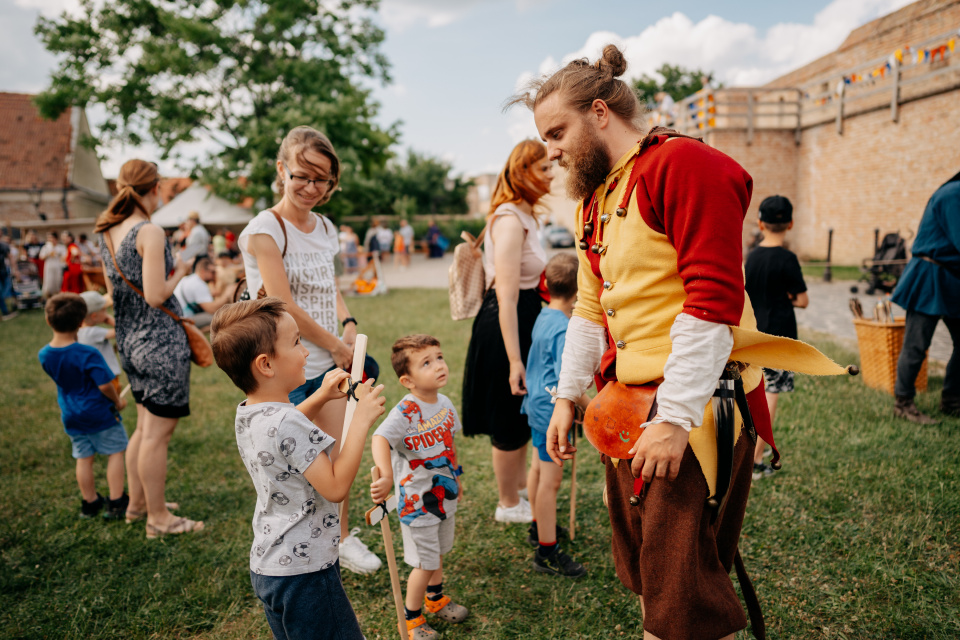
1 289 958 639
800 265 864 282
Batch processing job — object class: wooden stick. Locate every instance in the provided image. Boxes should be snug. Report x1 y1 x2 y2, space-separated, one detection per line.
569 424 577 541
338 334 368 455
119 384 131 399
371 466 407 640
338 334 368 520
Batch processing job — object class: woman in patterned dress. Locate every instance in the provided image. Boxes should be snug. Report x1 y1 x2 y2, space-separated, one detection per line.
97 159 203 538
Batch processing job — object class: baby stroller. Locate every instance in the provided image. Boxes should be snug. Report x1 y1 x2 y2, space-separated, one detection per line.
860 231 908 295
13 260 43 309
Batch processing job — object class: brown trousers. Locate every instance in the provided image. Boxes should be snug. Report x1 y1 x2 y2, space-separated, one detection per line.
605 432 754 640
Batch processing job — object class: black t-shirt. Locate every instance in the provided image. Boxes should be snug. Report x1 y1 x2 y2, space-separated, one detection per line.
744 246 807 339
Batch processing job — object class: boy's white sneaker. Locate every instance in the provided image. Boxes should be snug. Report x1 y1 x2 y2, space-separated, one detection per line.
495 497 533 523
339 528 382 574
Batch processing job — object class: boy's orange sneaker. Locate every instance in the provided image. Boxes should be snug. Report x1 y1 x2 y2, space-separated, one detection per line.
424 595 469 623
406 615 438 640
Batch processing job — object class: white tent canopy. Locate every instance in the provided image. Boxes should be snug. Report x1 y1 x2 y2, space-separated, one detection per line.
150 183 254 228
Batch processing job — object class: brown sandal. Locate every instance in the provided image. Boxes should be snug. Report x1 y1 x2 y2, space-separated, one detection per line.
126 502 180 524
146 517 205 539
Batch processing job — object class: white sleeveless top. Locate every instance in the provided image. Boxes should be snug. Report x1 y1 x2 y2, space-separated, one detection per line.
483 203 546 290
239 210 340 379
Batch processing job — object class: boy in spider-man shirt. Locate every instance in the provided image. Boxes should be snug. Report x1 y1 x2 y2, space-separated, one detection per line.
371 334 469 640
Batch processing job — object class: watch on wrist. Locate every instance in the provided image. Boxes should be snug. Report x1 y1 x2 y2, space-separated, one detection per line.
342 317 357 328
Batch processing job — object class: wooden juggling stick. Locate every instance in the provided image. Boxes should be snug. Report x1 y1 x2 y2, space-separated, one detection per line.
336 334 368 520
569 421 578 541
337 334 369 453
365 466 406 640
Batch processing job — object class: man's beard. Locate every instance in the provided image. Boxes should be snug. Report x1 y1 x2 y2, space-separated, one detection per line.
559 128 611 201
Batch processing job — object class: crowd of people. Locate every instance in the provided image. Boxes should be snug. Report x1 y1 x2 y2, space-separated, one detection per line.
28 42 957 640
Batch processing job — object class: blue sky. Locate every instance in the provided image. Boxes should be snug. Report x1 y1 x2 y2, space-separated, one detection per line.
2 0 913 177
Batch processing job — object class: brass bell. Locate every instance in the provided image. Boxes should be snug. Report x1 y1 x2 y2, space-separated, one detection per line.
583 223 594 236
629 495 640 506
590 243 600 254
600 213 611 223
616 340 626 349
771 460 782 470
606 308 615 317
706 497 719 509
578 240 589 251
615 207 627 217
597 245 607 255
603 281 613 290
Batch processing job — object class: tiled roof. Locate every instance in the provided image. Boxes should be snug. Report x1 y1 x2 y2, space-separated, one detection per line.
107 177 195 206
158 177 194 206
0 93 73 190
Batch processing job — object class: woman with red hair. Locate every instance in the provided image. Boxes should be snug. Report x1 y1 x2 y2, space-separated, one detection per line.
462 139 553 524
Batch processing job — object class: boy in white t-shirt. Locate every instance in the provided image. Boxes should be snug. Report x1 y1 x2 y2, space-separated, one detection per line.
371 335 469 640
211 297 386 640
78 291 121 385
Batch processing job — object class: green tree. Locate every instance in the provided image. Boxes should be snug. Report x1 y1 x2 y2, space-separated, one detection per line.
34 0 397 218
384 151 472 216
632 64 714 104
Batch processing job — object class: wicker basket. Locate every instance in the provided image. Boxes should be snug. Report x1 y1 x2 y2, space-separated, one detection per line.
852 318 928 396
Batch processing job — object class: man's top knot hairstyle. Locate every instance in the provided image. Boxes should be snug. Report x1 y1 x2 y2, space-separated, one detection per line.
505 44 644 131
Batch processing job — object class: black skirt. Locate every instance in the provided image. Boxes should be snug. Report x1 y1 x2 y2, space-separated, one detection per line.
461 288 543 450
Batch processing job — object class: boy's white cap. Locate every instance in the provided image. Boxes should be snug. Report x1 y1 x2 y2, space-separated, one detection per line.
80 291 107 313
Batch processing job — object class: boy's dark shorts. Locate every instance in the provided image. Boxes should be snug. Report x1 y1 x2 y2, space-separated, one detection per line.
250 561 364 640
762 367 794 394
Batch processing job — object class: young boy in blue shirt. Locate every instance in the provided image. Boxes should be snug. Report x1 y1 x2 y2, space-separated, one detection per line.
38 293 129 519
522 253 588 578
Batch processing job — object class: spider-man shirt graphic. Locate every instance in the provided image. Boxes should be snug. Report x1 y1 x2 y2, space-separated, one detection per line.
374 394 462 526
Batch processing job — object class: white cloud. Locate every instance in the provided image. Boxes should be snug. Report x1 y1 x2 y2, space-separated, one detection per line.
379 0 558 31
378 0 486 31
13 0 79 16
523 0 915 90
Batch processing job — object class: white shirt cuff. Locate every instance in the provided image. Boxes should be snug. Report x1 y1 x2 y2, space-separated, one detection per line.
556 315 607 403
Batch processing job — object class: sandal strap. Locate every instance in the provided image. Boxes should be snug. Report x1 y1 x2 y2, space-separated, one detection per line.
424 595 451 612
406 615 427 631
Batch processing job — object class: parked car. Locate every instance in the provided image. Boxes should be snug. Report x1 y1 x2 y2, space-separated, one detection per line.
543 224 575 248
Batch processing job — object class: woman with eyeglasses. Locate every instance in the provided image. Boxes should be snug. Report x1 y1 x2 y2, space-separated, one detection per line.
238 126 382 575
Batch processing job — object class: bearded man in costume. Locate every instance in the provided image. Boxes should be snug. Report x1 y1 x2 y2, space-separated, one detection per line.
509 45 852 640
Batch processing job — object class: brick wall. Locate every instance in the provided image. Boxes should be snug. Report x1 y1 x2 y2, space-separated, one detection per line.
700 0 960 264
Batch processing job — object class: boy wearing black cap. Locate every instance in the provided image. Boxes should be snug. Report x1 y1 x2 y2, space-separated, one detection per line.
744 195 809 479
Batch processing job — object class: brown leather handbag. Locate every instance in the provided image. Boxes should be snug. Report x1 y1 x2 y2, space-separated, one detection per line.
582 381 659 459
104 231 214 368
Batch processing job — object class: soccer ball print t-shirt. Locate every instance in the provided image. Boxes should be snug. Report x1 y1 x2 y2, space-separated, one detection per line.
374 393 461 527
235 401 340 576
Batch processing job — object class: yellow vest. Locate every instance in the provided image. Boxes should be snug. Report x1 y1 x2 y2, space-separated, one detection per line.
574 141 847 496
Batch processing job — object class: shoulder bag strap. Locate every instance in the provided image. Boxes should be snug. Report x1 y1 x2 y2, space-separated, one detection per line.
269 209 289 259
104 228 183 325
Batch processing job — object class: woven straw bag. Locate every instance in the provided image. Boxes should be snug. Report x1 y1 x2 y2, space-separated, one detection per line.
448 226 489 321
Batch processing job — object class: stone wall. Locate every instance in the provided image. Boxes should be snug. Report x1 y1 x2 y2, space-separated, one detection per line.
701 0 960 264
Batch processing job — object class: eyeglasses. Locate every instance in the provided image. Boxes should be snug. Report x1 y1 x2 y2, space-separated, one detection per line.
283 163 335 191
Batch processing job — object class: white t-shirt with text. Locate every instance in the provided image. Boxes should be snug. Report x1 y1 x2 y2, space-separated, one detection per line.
239 210 340 379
